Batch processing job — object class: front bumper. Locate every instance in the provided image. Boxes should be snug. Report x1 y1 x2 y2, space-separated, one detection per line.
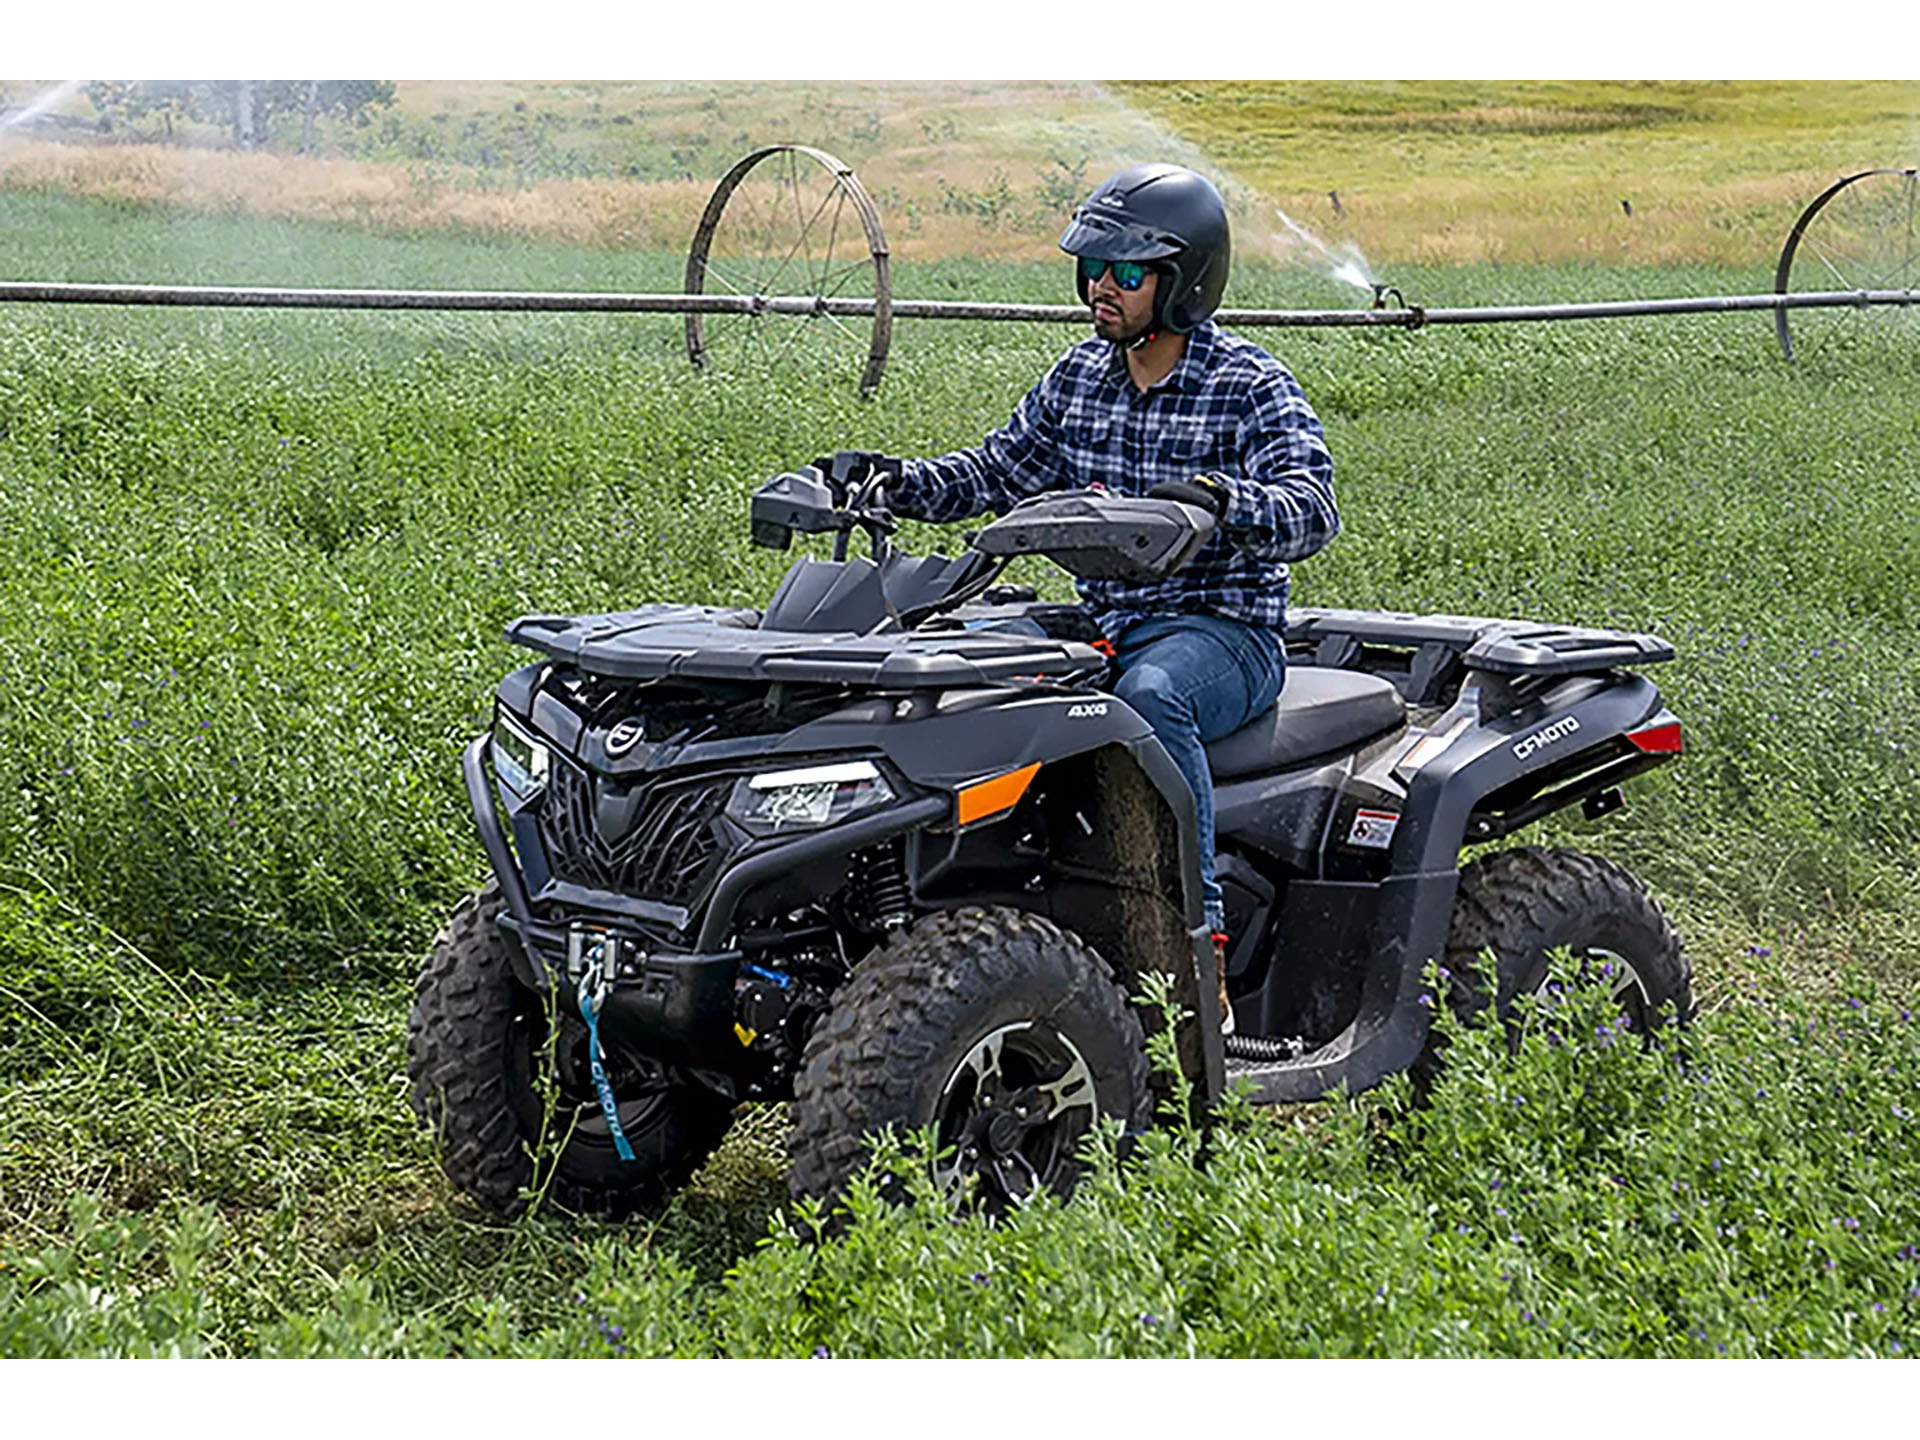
461 734 945 1045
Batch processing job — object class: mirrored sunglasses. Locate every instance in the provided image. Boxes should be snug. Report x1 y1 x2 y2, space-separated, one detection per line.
1078 257 1150 292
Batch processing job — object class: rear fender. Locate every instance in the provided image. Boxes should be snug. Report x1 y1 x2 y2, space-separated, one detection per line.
1389 671 1673 873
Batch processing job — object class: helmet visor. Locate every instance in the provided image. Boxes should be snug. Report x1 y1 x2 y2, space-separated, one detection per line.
1058 206 1186 262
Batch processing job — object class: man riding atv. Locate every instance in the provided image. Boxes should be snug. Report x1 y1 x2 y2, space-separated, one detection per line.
885 162 1341 1032
409 163 1690 1222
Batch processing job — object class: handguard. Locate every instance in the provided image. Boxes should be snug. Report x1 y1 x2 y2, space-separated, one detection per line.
970 492 1215 583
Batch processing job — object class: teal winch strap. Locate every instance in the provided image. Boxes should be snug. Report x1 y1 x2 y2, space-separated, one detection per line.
577 965 637 1163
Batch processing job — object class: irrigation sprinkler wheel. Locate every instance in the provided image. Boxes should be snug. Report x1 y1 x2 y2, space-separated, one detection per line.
684 144 892 398
1773 167 1920 363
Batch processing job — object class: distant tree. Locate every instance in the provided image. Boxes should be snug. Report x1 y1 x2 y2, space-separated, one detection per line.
86 81 397 150
243 81 396 148
83 81 196 138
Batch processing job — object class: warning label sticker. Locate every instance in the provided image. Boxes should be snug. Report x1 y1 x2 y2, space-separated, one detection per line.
1347 808 1400 850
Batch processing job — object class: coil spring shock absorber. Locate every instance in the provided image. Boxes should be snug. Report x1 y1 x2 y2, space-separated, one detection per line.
850 841 911 931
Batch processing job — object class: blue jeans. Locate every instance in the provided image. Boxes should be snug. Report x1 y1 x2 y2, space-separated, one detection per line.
1110 615 1286 933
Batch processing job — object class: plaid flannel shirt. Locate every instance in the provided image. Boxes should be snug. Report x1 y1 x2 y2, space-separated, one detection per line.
890 319 1338 639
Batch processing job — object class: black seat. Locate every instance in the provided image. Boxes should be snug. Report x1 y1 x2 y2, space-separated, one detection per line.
1205 667 1407 780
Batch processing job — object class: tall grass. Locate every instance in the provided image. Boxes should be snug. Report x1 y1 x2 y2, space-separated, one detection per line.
4 945 1915 1356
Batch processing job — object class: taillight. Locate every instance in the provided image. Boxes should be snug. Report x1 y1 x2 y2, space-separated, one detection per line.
1627 720 1683 755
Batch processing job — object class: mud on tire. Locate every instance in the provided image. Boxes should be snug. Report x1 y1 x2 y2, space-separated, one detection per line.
1421 846 1691 1082
788 906 1153 1216
406 882 734 1217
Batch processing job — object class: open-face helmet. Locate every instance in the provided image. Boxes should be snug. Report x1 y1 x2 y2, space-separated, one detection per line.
1058 163 1231 339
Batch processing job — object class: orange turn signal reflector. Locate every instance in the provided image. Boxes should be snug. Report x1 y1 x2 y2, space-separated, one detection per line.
956 762 1040 827
1627 721 1683 755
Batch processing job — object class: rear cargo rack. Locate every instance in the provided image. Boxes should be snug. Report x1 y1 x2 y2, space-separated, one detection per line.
1288 608 1674 706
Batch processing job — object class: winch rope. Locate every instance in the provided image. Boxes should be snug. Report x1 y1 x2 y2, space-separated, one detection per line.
576 949 637 1163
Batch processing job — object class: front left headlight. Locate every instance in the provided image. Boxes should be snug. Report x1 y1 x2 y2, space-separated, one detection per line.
726 759 895 835
492 710 551 801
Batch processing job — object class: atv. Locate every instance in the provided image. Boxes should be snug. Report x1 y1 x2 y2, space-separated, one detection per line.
407 451 1691 1217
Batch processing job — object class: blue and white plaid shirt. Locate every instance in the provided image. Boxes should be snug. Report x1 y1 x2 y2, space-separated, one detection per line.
891 319 1338 639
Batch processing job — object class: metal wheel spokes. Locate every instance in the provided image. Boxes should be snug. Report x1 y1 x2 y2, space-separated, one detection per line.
1774 167 1920 363
684 143 893 398
931 1021 1099 1213
1584 946 1652 1016
1525 946 1654 1045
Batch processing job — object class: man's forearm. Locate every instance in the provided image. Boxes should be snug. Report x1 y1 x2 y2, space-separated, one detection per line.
890 450 1016 524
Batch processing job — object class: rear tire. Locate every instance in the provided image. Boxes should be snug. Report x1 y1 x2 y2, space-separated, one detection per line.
406 883 734 1217
1419 847 1690 1083
788 907 1152 1217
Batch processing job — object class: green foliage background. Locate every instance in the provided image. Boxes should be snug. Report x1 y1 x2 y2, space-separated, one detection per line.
1 191 1917 1356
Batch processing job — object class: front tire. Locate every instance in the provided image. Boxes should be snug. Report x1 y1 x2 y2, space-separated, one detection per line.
788 907 1152 1216
1422 847 1691 1082
406 883 734 1216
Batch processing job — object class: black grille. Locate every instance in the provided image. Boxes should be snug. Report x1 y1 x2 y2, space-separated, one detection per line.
539 759 731 907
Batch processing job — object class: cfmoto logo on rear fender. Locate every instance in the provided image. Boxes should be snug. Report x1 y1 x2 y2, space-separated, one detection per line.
1513 716 1580 760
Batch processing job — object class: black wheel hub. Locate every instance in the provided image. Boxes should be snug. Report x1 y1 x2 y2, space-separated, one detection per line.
506 1000 674 1152
933 1022 1100 1212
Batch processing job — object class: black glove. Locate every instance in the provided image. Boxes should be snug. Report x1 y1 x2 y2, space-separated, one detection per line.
808 451 905 507
1147 475 1230 518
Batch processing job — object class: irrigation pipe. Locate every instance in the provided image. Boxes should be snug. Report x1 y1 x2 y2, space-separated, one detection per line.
0 281 1913 329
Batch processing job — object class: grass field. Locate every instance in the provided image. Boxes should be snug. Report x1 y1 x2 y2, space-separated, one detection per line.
1117 80 1920 265
4 79 1916 266
2 83 1920 1355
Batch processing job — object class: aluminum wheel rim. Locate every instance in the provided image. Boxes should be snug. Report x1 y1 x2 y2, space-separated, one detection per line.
931 1020 1100 1212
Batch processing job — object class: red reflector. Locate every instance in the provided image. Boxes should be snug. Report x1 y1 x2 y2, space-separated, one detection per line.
1628 721 1683 755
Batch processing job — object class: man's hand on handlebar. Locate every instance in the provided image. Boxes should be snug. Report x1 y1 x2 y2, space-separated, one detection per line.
1146 474 1229 519
808 451 905 507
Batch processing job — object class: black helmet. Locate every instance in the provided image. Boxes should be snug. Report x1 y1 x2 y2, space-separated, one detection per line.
1058 163 1231 336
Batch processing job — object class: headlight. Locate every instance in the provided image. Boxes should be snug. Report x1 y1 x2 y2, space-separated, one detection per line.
726 759 895 835
492 710 551 800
